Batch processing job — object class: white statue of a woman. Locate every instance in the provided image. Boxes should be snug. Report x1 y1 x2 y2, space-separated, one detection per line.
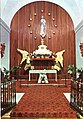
40 16 46 38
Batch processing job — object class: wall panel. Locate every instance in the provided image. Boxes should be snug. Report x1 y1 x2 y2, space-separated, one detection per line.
10 1 75 78
0 18 10 70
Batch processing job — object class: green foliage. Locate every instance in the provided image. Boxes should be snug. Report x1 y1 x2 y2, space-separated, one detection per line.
67 64 83 79
2 67 11 78
11 65 21 72
2 65 21 78
67 64 75 74
3 67 10 74
76 68 83 73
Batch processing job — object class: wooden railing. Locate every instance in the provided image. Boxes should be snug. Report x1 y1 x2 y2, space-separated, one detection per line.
70 72 83 116
1 78 16 116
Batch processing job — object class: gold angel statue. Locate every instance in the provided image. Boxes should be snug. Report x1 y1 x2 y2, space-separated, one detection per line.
17 48 31 71
53 50 65 71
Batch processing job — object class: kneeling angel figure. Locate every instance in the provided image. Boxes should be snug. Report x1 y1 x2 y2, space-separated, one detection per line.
38 71 48 83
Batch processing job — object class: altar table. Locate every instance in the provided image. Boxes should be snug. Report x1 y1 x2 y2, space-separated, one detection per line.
29 70 57 81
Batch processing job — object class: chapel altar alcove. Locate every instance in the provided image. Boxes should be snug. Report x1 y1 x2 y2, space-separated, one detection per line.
30 58 55 81
10 1 76 79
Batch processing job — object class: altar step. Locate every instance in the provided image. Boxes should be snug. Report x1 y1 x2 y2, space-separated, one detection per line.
21 83 66 86
19 79 67 87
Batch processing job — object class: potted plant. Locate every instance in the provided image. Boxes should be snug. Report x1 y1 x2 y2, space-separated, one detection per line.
2 65 21 80
11 65 21 79
76 68 83 79
2 67 11 81
67 64 75 78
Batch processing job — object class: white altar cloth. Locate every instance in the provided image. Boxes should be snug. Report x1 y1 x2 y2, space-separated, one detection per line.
29 70 57 81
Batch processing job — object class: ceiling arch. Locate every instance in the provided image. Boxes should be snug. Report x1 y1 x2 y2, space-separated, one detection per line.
1 0 83 28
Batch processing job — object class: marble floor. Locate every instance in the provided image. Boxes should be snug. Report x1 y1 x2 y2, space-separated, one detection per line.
64 93 70 102
16 92 70 103
16 93 25 104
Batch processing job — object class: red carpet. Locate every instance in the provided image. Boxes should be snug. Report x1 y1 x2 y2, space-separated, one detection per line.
16 79 71 93
11 82 76 118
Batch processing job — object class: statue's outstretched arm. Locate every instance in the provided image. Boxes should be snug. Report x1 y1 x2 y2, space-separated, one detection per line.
17 48 24 54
